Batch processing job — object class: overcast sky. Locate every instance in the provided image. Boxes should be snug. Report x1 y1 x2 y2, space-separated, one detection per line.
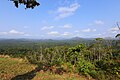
0 0 120 39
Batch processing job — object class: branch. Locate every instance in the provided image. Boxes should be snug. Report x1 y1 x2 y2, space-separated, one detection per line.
10 0 40 9
116 22 120 30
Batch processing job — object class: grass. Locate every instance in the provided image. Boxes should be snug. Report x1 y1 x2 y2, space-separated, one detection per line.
0 57 35 80
0 56 93 80
33 72 86 80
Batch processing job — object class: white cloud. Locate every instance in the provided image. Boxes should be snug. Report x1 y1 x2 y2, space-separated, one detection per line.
94 32 110 38
89 20 104 26
62 24 72 29
58 0 70 6
109 27 119 31
41 26 54 30
0 32 7 35
47 31 72 37
47 31 60 36
74 30 79 33
82 28 96 32
0 29 25 36
55 3 80 19
9 29 25 35
109 27 119 34
94 20 104 25
82 29 91 32
62 32 71 36
75 29 96 33
111 31 118 34
97 34 102 36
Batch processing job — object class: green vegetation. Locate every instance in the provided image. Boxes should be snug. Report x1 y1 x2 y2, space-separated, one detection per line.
0 38 120 80
0 57 89 80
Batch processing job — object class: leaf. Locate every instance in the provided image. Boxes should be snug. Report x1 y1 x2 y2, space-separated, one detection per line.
13 1 18 8
10 0 40 9
115 34 120 38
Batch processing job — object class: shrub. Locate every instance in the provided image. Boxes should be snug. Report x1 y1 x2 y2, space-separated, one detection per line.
76 58 96 77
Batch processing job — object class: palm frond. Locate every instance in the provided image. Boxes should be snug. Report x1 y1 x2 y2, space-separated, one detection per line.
116 34 120 38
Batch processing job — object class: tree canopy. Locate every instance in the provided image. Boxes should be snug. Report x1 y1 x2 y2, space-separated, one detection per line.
10 0 40 9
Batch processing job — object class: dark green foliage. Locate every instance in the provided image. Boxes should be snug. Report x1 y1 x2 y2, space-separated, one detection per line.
116 34 120 38
10 0 40 9
95 60 120 80
66 44 85 65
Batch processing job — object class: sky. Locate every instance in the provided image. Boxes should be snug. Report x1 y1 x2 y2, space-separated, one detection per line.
0 0 120 39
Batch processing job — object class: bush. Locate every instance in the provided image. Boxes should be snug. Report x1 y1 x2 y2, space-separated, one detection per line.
76 58 96 77
61 62 73 73
95 60 120 79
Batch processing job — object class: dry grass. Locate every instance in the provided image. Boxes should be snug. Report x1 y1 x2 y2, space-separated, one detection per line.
0 57 35 80
0 56 94 80
33 71 87 80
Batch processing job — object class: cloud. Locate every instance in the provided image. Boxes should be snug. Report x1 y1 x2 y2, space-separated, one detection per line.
95 32 111 38
89 20 104 26
97 34 102 36
74 29 96 33
94 20 104 25
111 31 118 34
82 29 91 32
55 3 80 19
0 29 25 36
62 32 71 36
109 27 119 34
74 30 79 33
41 26 54 30
62 24 72 29
47 31 60 36
82 28 96 32
58 0 71 6
109 27 119 31
47 31 72 37
0 32 8 35
9 29 25 35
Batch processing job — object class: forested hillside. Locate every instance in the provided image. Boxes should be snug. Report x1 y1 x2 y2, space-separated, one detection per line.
0 38 120 80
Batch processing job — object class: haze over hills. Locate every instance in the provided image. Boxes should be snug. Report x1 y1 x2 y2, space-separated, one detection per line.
0 36 116 41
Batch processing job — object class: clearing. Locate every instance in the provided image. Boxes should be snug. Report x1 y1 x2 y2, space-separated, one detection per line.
0 56 93 80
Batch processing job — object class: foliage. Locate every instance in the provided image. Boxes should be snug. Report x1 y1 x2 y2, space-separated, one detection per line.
95 60 120 80
0 39 120 80
76 58 96 76
0 57 88 80
116 34 120 38
10 0 40 9
66 44 85 65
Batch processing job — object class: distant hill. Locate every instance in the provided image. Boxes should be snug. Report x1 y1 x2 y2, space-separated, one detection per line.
70 37 84 40
0 37 116 44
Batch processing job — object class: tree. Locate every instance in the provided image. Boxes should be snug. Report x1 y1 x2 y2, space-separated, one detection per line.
10 0 40 9
115 22 120 48
116 22 120 38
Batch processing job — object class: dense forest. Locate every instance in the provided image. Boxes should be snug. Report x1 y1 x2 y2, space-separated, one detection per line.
0 38 120 80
